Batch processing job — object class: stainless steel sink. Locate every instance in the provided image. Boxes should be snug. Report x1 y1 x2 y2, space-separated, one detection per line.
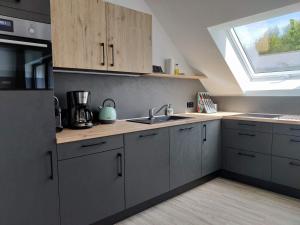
127 115 191 124
234 113 280 119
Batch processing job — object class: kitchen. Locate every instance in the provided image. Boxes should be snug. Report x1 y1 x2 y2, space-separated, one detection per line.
1 0 300 225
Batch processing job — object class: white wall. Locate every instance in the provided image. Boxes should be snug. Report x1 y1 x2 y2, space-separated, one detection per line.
104 0 194 75
145 0 300 96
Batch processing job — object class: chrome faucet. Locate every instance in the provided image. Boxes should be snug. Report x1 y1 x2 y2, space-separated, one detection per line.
149 104 170 119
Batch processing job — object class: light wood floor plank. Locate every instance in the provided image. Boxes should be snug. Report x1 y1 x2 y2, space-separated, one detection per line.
116 178 300 225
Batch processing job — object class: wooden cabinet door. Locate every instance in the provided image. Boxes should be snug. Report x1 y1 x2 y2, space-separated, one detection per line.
202 120 221 176
106 3 152 73
51 0 107 70
170 123 202 190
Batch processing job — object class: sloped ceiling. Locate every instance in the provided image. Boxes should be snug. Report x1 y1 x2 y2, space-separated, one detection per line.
145 0 300 96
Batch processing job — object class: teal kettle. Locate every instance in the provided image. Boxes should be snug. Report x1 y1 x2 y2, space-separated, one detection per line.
98 98 117 124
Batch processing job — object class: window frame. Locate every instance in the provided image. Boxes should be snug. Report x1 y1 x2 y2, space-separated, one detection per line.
228 21 300 81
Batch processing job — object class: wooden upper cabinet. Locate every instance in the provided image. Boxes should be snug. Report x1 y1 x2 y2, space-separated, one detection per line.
51 0 107 70
106 3 152 74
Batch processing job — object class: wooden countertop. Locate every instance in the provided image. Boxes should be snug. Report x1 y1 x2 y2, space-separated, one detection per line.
56 112 236 144
56 112 300 144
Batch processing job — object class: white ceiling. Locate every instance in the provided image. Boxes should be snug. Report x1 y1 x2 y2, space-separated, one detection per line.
145 0 300 96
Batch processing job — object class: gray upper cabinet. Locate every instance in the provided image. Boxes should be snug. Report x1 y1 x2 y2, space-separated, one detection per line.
202 120 221 177
58 148 125 225
124 128 170 208
0 0 50 15
170 123 202 190
0 91 59 225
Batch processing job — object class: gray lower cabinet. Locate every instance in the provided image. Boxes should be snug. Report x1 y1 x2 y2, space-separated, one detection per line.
125 128 170 208
272 134 300 160
202 120 221 177
0 91 59 225
58 148 125 225
272 156 300 190
223 128 272 154
170 123 202 189
224 148 271 181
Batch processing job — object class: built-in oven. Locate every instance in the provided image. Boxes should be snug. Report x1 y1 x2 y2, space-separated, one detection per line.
0 15 52 90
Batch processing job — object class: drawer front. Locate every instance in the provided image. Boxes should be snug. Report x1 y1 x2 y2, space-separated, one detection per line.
224 148 271 181
272 156 300 190
57 135 123 160
222 119 272 133
223 129 272 154
272 134 300 160
273 124 300 136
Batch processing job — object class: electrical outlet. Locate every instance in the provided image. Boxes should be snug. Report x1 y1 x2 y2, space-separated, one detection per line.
187 102 194 108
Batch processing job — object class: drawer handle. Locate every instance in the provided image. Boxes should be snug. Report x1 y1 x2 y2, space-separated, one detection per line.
139 133 158 138
179 127 194 132
290 127 300 131
237 152 256 158
48 151 54 180
289 162 300 167
238 132 256 137
290 139 300 143
238 123 256 127
117 153 123 177
81 141 107 148
203 124 207 142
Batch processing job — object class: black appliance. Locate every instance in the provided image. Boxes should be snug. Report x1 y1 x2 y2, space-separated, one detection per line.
0 15 52 90
67 91 93 129
54 96 63 132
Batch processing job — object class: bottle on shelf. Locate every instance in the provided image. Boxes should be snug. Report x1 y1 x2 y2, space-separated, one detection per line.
174 64 180 75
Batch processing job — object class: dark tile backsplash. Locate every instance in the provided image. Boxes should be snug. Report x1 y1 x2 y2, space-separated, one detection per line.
54 72 205 119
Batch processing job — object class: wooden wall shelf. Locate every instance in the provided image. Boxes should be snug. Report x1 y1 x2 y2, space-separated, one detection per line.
144 73 206 80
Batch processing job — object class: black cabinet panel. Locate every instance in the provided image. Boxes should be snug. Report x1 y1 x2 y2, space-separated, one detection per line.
58 149 125 225
170 123 202 189
125 128 170 208
0 91 59 225
202 120 221 176
0 0 50 15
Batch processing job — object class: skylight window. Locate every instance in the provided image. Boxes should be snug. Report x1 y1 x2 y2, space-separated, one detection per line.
230 12 300 80
208 3 300 95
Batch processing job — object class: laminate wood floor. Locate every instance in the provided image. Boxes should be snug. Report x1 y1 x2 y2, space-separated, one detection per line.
116 178 300 225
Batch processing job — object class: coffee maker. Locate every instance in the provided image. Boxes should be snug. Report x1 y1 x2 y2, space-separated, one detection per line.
67 91 93 129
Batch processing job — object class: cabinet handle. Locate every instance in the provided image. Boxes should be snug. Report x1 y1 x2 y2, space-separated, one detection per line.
81 141 107 148
238 122 256 127
290 127 300 131
100 43 105 66
237 152 256 158
48 151 54 180
238 132 256 137
203 124 207 142
179 127 194 132
290 139 300 143
117 153 123 177
109 44 114 67
139 133 158 138
289 161 300 167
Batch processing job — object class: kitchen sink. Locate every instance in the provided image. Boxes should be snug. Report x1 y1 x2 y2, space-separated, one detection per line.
127 115 191 124
234 113 280 119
